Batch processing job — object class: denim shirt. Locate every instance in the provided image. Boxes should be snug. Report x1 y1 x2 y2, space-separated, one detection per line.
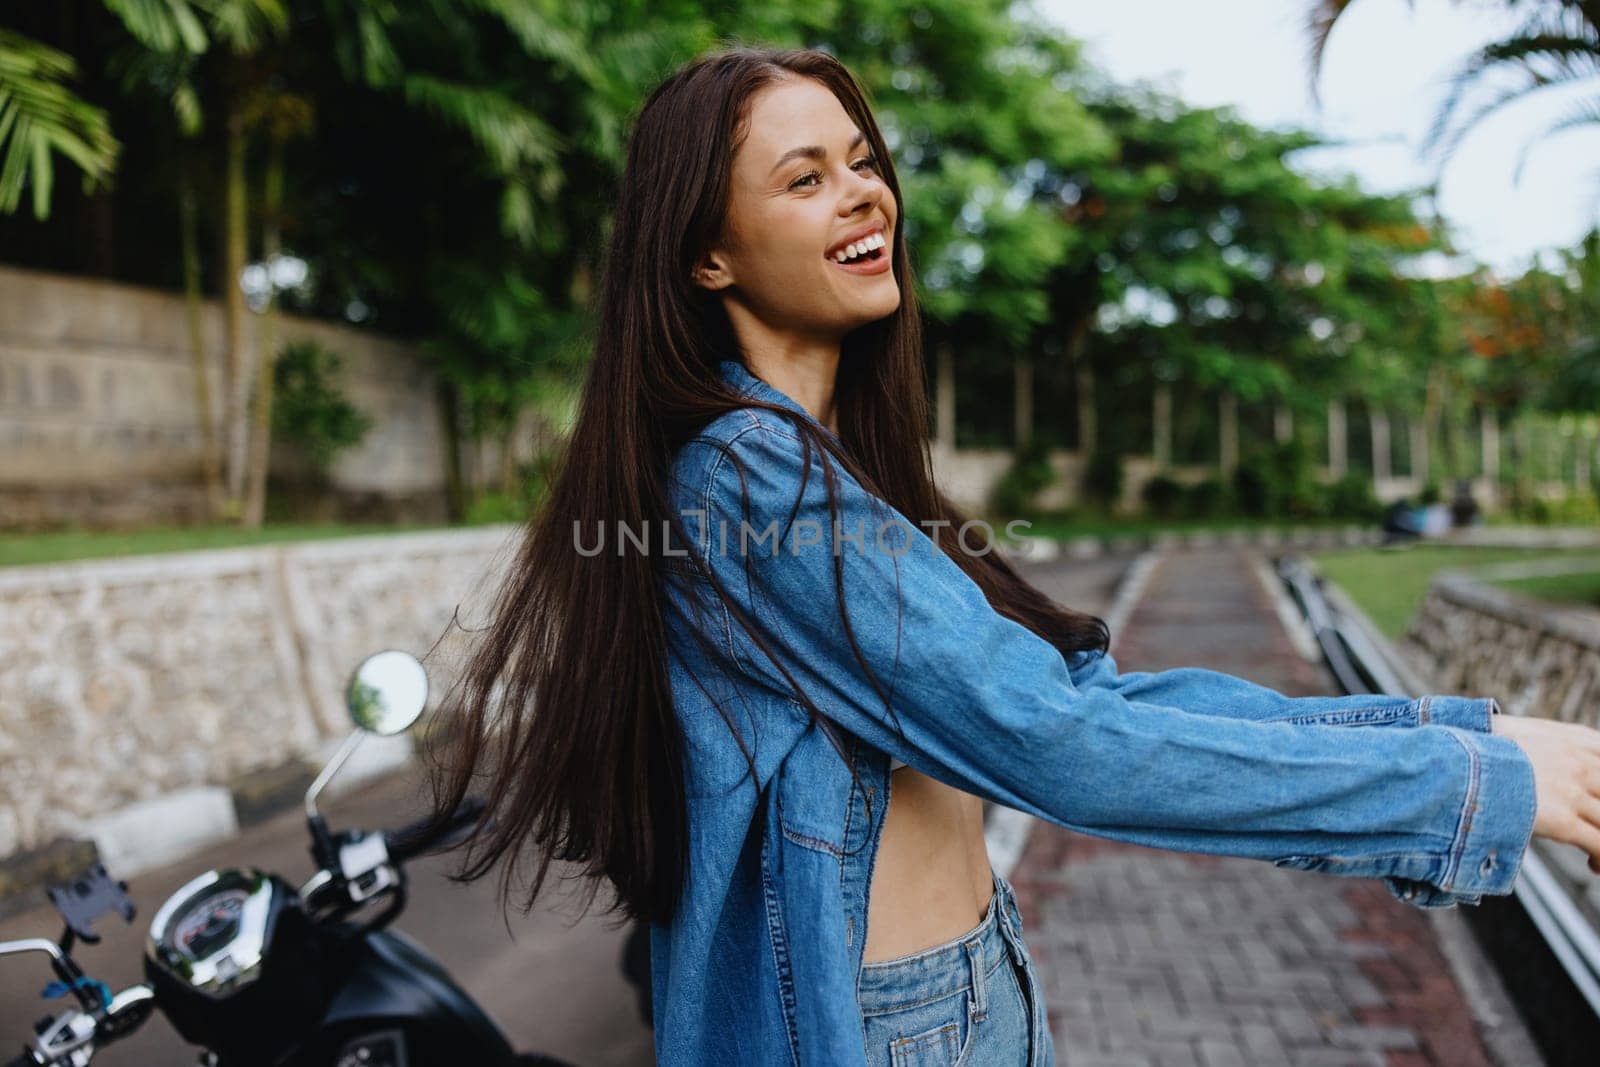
647 357 1538 1067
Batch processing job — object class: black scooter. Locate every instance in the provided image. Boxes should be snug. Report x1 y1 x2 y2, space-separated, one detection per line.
1 649 573 1067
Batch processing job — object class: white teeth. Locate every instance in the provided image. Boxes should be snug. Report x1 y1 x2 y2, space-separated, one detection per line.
831 231 886 263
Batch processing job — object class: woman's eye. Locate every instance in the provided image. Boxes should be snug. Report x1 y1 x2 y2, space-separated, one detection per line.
790 156 879 189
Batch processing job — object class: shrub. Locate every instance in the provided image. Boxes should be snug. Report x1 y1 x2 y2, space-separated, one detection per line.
1082 447 1124 510
1181 478 1232 518
990 435 1056 518
1326 472 1382 522
1236 438 1315 518
1141 474 1184 518
272 341 373 470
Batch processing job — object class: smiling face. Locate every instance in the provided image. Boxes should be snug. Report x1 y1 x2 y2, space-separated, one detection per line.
692 75 901 345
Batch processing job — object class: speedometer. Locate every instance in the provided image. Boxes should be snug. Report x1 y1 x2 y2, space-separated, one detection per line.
172 887 249 961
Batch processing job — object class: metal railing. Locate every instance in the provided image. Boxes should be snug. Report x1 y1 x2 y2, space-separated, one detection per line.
1274 553 1600 1020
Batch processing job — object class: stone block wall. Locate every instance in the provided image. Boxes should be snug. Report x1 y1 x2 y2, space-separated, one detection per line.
1402 573 1600 727
0 264 449 527
0 527 520 862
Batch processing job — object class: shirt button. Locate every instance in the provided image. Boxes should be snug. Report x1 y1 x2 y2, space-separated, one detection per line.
1480 854 1496 875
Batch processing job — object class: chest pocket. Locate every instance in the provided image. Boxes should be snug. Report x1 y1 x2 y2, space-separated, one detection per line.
776 708 873 858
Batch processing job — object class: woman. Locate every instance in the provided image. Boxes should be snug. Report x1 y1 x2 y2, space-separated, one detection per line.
419 44 1600 1067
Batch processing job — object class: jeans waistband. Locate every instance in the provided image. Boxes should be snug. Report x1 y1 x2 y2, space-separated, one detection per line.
857 868 1019 1016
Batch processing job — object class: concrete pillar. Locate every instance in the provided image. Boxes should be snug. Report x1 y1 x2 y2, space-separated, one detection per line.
1327 398 1347 479
1575 429 1590 493
1273 404 1293 444
1153 383 1172 470
935 340 955 452
1480 408 1500 488
1013 356 1033 445
1219 391 1238 479
1410 416 1429 485
1370 408 1391 483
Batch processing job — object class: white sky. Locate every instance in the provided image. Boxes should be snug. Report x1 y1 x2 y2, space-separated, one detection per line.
1035 0 1600 277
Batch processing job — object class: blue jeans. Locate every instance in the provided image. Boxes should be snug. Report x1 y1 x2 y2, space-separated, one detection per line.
859 868 1054 1066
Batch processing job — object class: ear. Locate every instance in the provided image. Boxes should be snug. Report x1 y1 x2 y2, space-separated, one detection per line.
692 247 734 292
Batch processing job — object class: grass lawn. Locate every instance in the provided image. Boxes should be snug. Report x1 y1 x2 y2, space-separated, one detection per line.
0 523 446 568
1310 545 1600 638
1491 569 1600 611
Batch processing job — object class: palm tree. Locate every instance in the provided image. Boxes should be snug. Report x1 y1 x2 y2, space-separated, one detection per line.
0 30 119 218
1306 0 1600 184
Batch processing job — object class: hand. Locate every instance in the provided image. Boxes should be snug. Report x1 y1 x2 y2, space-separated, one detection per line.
1492 713 1600 875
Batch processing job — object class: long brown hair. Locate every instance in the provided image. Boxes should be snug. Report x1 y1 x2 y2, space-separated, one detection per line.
417 43 1110 931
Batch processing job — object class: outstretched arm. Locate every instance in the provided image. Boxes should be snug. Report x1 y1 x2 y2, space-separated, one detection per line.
674 415 1542 907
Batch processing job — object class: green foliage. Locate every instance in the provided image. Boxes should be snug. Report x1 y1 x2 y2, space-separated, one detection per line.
463 450 562 525
1141 474 1184 518
1081 448 1124 509
1325 472 1381 521
989 434 1055 518
1234 438 1320 518
1510 490 1600 526
1179 477 1233 519
271 340 372 470
0 29 121 217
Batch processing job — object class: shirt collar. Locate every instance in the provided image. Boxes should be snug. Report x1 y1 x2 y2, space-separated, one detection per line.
716 359 834 437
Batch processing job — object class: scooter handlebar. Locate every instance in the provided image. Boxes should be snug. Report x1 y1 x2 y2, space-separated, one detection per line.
383 795 488 865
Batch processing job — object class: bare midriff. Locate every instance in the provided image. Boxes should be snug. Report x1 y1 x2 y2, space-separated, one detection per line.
861 765 995 962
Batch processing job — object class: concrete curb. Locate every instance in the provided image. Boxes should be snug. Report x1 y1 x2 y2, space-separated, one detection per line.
1287 558 1549 1067
1001 523 1386 565
0 733 420 920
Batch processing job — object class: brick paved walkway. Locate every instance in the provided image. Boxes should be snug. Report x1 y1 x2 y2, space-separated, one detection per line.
1011 547 1523 1067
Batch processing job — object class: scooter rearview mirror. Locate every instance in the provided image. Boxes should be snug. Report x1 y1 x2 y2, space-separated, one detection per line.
345 650 429 736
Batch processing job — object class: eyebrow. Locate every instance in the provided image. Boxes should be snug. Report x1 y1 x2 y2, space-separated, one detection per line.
769 129 868 177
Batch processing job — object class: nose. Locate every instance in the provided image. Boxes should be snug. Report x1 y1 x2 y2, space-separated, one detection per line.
840 163 884 215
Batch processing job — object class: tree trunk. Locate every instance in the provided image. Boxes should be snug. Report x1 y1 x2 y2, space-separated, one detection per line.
438 382 466 522
178 160 222 519
1153 383 1172 470
1013 355 1033 446
1070 318 1095 458
1480 407 1500 492
1218 390 1238 479
935 339 955 452
242 134 286 528
221 107 250 517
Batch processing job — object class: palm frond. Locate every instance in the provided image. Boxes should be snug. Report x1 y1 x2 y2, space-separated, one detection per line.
457 0 601 88
102 0 209 56
319 0 401 88
1306 0 1416 107
1512 94 1600 184
0 30 121 218
193 0 289 54
400 74 565 174
1421 33 1599 164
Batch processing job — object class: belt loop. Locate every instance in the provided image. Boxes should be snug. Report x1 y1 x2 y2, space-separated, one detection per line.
962 936 988 1021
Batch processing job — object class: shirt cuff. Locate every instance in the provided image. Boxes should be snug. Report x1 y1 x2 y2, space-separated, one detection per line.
1436 726 1537 897
1418 694 1500 733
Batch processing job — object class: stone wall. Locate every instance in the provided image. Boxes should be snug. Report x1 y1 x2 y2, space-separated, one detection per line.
0 526 521 863
0 264 450 527
1402 571 1600 728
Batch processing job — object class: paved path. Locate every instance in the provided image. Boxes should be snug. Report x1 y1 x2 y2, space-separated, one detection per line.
1011 547 1530 1067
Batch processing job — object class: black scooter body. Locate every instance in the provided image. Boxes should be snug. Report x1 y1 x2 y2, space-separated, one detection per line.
272 927 518 1067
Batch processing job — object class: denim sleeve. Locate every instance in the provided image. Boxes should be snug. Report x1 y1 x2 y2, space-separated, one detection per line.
683 418 1537 905
1065 649 1501 735
1065 653 1508 908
